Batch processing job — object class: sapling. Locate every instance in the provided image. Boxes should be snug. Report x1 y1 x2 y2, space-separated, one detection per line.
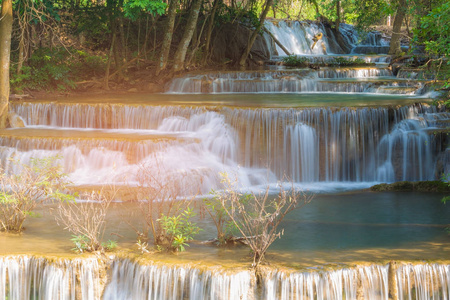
216 173 313 268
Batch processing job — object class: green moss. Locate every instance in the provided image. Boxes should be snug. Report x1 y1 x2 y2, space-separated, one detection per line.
370 181 450 192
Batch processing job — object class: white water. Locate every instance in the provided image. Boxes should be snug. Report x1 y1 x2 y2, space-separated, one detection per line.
5 102 447 193
0 256 103 300
1 256 449 300
166 68 418 94
263 20 389 57
264 20 332 55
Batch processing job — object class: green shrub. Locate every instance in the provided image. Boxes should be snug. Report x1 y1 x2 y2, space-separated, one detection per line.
157 208 201 252
328 57 369 67
282 55 309 67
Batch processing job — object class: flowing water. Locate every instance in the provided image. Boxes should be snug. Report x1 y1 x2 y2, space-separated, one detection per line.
1 19 449 300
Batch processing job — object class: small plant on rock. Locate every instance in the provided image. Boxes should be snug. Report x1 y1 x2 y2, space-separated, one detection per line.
157 207 201 252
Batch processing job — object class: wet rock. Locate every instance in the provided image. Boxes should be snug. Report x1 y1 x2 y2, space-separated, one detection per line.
7 112 25 128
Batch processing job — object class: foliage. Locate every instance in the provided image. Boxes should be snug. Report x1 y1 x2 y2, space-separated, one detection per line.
414 2 450 59
0 157 73 232
216 3 260 28
203 193 236 245
157 208 201 252
282 55 309 67
328 57 369 66
10 47 106 93
54 190 117 253
353 0 393 31
215 173 314 268
123 0 167 20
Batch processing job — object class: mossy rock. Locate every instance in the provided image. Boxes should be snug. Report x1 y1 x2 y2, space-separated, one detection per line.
370 181 450 192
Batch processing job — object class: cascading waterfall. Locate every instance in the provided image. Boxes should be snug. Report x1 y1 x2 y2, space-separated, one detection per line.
264 263 450 300
263 19 390 56
284 123 319 182
103 260 254 300
5 102 448 190
166 68 415 94
1 256 448 300
0 256 103 300
264 20 332 55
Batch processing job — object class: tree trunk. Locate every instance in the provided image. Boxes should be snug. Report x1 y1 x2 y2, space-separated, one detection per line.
172 0 203 72
17 31 25 75
203 0 220 64
238 0 273 66
0 0 13 128
104 32 116 90
156 0 178 75
335 0 340 30
389 0 406 55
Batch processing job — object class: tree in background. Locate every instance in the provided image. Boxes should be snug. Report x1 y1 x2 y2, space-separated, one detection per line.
388 0 407 55
0 0 13 128
155 0 176 75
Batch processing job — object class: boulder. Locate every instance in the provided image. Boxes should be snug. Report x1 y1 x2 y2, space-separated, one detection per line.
7 112 25 128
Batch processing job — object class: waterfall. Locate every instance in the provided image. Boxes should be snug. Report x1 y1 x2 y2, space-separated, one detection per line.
264 263 450 300
103 259 254 300
284 123 319 182
263 20 390 56
1 256 448 300
264 20 331 55
5 102 447 190
166 68 425 95
0 256 103 300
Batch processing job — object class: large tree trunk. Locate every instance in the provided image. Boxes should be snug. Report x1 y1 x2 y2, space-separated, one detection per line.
0 0 13 128
238 0 273 66
389 0 406 55
172 0 203 72
156 0 178 75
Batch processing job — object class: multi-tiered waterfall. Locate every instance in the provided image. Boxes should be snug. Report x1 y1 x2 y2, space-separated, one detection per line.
3 101 447 192
1 18 449 300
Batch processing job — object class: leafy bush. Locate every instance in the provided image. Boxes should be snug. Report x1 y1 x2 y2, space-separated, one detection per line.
157 208 201 252
0 157 73 232
328 57 368 67
282 55 309 67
